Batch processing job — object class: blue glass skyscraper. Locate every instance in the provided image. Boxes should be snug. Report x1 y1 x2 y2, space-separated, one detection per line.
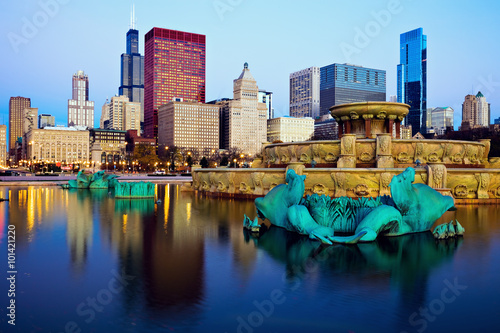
397 28 427 135
320 63 386 116
118 9 144 122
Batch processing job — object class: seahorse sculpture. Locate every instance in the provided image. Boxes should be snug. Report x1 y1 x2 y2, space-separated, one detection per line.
248 167 456 244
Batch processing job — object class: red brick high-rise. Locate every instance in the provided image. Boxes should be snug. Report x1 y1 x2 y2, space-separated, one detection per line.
144 28 206 139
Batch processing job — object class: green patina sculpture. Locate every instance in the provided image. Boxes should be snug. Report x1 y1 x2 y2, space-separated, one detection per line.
115 181 155 198
62 170 119 189
250 167 457 244
433 220 465 239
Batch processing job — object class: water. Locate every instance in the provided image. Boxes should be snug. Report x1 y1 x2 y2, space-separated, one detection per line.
0 185 499 333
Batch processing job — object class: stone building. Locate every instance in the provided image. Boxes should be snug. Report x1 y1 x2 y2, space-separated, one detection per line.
267 116 314 143
219 63 268 155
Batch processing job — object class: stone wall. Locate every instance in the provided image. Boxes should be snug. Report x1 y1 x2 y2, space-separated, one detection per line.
262 137 492 168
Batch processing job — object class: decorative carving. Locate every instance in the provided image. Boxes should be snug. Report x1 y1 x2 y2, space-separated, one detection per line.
397 152 409 163
332 172 346 197
359 152 373 162
475 173 491 199
496 186 500 198
288 145 298 162
379 136 390 154
252 172 265 195
349 111 359 120
354 184 369 196
201 181 210 191
300 153 310 163
376 111 387 119
416 143 424 158
312 144 321 160
427 152 439 163
312 183 328 195
217 181 226 192
419 173 428 184
192 172 200 189
209 172 217 192
453 184 468 198
227 172 235 193
344 138 353 155
337 156 356 168
239 182 252 194
452 153 463 163
380 173 392 189
324 152 338 162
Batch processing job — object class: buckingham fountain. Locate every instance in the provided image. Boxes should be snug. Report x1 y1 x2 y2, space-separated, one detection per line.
189 102 500 204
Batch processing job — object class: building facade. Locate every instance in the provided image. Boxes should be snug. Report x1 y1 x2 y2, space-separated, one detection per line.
220 63 268 155
314 114 338 140
118 17 144 122
103 95 141 133
100 99 110 129
430 107 454 135
26 126 89 163
144 27 206 139
0 125 7 166
8 96 31 152
290 67 320 118
68 70 95 128
258 90 274 119
89 129 126 166
157 101 219 157
476 91 490 127
267 116 314 143
320 63 386 116
38 114 55 129
397 28 427 135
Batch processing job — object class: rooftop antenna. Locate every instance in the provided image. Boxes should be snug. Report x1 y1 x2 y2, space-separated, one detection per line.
130 4 136 30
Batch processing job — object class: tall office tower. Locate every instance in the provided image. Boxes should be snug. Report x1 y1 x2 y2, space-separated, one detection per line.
38 114 55 128
461 94 478 130
144 27 206 139
476 91 490 127
118 7 144 122
430 107 454 135
105 95 141 133
0 125 7 166
220 63 268 155
397 28 427 135
68 70 95 128
100 99 110 129
8 96 31 152
258 90 274 119
290 67 320 118
320 63 386 116
157 100 219 157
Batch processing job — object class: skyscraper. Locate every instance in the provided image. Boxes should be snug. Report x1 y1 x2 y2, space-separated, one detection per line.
319 63 386 116
8 96 31 152
118 7 144 122
290 67 320 118
461 92 490 130
220 63 268 155
38 114 55 128
397 28 427 135
0 125 7 166
476 91 490 127
144 27 206 139
103 95 141 133
68 70 95 128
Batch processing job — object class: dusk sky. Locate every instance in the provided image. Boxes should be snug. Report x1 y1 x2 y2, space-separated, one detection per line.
2 0 500 132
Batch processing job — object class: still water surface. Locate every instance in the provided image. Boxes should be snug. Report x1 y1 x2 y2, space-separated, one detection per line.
0 185 499 333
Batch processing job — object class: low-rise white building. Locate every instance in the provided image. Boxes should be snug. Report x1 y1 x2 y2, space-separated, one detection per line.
267 116 314 143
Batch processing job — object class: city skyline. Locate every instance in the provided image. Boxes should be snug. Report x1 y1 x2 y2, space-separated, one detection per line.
1 0 499 132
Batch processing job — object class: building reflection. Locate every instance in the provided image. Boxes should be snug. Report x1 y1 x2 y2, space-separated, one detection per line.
66 189 95 275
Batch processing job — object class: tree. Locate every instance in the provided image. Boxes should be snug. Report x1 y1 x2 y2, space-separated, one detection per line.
200 156 209 168
220 156 229 166
133 144 160 172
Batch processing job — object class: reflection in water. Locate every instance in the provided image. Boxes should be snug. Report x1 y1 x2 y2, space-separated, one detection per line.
247 226 462 308
2 185 499 333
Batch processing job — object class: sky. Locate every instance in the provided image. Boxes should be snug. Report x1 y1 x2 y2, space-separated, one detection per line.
1 0 500 134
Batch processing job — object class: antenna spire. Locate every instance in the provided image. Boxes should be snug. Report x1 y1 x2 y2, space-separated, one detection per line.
130 4 136 30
